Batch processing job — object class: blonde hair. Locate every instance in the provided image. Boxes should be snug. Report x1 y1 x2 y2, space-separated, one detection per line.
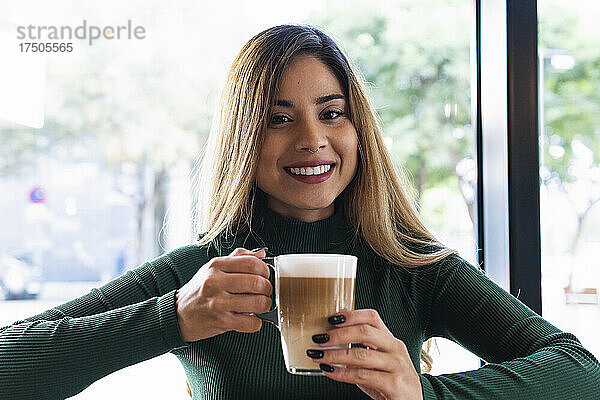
191 24 456 373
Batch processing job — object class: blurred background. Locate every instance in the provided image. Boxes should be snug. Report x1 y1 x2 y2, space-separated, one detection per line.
0 0 598 398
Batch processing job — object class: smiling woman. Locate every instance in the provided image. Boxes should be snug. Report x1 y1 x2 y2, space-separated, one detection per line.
0 22 598 400
194 24 455 269
186 24 597 399
256 55 359 222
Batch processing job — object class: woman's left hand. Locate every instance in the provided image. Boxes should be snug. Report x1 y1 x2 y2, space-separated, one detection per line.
308 309 423 400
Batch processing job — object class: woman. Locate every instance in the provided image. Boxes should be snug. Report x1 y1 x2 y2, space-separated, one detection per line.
1 24 598 400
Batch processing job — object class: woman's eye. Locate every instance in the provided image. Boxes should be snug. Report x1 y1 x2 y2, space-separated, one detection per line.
270 115 291 125
322 109 345 120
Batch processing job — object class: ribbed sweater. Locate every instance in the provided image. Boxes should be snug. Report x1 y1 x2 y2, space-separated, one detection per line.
1 203 598 399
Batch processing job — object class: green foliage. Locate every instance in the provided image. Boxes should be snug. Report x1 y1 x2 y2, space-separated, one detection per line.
540 1 600 184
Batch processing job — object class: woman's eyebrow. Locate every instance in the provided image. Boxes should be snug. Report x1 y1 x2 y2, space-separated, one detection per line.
316 93 345 105
274 93 346 108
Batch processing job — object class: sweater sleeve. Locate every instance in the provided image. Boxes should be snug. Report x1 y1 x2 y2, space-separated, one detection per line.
0 244 208 400
421 255 600 399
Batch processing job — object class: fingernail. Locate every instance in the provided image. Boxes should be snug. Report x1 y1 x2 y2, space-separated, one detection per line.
250 247 268 252
319 363 334 373
312 333 329 344
328 315 346 325
306 349 324 359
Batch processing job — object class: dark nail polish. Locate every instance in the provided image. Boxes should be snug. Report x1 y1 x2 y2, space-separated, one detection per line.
312 333 330 344
328 315 346 325
306 349 324 359
320 363 335 373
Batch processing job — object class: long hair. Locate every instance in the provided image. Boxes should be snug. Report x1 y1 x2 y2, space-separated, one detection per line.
191 24 457 372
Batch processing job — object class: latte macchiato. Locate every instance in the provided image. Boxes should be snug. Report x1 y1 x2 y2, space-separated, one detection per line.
261 254 357 375
279 276 355 372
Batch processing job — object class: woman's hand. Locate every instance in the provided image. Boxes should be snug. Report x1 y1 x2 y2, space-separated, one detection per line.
175 247 272 342
307 309 423 400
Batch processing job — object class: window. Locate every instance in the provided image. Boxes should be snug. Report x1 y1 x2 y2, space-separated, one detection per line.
539 0 600 358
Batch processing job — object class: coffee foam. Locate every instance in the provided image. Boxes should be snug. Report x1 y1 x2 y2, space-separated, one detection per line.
276 254 357 278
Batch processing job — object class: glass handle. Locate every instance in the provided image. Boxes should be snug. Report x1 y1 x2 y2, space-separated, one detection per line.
256 257 278 328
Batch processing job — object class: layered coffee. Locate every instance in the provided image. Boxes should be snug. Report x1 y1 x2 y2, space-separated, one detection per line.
274 255 356 374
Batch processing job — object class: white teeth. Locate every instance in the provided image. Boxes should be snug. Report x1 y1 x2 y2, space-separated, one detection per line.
288 164 332 176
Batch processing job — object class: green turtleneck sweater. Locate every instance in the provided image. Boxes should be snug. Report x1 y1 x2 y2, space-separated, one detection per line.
1 204 598 399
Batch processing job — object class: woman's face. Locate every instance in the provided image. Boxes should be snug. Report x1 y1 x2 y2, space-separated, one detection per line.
256 55 359 222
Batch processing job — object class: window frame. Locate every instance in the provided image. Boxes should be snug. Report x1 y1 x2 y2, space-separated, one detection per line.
476 0 542 315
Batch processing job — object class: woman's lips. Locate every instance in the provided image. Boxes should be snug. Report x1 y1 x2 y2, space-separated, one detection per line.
284 164 335 184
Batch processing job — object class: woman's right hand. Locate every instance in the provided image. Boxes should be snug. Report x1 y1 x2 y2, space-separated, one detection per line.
175 247 272 342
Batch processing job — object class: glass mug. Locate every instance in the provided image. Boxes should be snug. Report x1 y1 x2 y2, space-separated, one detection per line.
258 254 357 375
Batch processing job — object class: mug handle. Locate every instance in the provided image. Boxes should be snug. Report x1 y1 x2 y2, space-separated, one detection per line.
256 257 278 328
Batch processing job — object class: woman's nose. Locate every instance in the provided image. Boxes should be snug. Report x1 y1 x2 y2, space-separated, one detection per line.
294 118 328 153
